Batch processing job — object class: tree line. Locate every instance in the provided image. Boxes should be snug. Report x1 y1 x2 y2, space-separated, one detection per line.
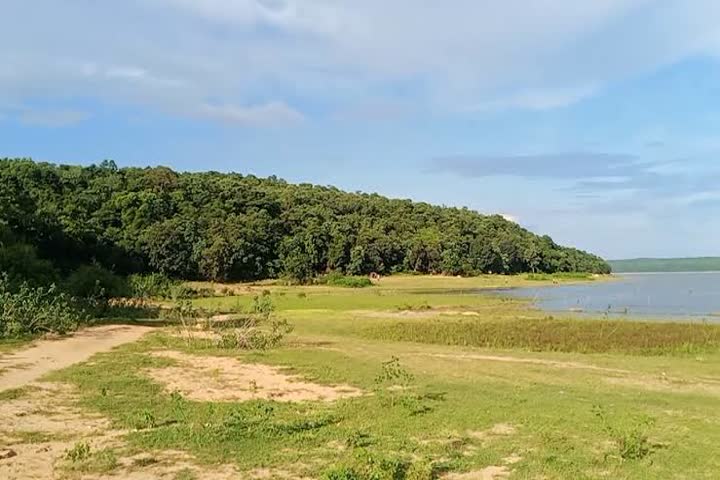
0 158 610 286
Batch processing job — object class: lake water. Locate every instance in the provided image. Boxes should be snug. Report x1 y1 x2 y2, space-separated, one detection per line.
500 272 720 320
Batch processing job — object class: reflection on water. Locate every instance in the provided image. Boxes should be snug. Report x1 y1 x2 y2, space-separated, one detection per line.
498 272 720 319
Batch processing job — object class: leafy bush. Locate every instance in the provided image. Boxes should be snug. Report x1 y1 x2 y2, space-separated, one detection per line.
0 275 86 338
320 272 373 288
64 264 129 299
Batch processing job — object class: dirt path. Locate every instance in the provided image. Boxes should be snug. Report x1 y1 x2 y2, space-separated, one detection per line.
417 352 632 374
0 325 154 392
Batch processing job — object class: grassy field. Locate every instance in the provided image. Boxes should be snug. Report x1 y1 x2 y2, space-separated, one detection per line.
5 274 720 479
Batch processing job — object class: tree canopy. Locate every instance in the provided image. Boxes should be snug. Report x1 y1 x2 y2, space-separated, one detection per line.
0 158 610 283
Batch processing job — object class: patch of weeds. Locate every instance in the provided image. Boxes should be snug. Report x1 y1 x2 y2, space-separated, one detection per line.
324 451 436 480
218 403 338 439
64 447 119 474
594 405 656 461
346 430 374 449
135 409 158 430
132 456 159 467
65 441 92 462
7 430 64 444
374 357 441 415
170 390 189 422
174 468 199 480
0 385 40 401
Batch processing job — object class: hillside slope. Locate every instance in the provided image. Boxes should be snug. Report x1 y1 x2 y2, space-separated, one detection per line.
0 158 610 282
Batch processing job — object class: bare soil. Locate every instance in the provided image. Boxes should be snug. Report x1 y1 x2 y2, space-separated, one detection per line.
0 325 154 392
145 350 363 403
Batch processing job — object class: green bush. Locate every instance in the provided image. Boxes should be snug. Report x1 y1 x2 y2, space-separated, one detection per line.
320 272 373 288
0 275 86 338
64 264 129 299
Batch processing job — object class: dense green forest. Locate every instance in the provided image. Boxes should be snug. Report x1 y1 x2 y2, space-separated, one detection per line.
0 158 610 286
609 257 720 273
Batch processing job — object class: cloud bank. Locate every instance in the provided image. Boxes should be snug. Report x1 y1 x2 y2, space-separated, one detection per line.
2 1 720 124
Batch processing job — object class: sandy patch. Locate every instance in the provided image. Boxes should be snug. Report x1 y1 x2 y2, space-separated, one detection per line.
467 423 517 440
0 381 295 480
145 351 363 403
0 325 154 392
0 382 123 480
502 453 523 465
443 466 511 480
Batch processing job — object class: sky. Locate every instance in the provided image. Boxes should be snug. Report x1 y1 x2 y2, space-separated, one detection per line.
1 1 719 260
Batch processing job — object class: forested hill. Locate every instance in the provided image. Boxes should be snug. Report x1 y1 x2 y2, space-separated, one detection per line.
609 257 720 273
0 158 610 283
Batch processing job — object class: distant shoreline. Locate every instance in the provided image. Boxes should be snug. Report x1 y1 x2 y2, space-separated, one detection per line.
609 257 720 273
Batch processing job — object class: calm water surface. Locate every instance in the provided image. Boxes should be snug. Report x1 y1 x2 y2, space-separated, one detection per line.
501 272 720 319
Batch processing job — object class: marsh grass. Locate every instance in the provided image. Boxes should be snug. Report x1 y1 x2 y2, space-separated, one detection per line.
364 317 720 355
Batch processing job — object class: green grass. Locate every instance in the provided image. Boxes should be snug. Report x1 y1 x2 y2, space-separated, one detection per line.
40 275 720 479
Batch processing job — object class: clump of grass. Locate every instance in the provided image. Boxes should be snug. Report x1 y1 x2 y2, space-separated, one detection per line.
135 409 158 430
63 444 119 474
65 441 92 462
364 317 720 355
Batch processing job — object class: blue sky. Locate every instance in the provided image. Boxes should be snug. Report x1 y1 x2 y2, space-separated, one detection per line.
2 1 720 259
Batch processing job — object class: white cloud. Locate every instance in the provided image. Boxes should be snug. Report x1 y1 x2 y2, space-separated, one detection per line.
500 213 519 224
467 85 599 112
18 109 90 127
195 101 304 126
2 1 720 122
